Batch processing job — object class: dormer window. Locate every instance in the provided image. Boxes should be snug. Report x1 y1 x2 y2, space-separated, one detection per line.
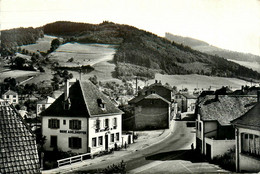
63 98 71 110
97 98 106 110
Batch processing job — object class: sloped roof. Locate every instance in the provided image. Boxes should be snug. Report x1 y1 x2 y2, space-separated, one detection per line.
143 94 171 104
0 99 40 173
37 96 55 104
2 89 17 96
129 93 170 104
181 93 197 99
231 102 260 131
41 80 123 117
198 95 257 125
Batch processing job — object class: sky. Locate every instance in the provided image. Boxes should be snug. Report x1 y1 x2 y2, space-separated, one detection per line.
1 0 260 56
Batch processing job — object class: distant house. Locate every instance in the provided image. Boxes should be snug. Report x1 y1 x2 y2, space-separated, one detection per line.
231 97 260 173
196 95 257 160
135 80 176 103
0 99 40 173
129 93 171 130
36 96 55 116
2 89 18 104
174 92 197 113
41 80 123 154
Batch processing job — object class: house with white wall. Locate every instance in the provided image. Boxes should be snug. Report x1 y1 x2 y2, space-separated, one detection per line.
231 98 260 173
36 96 55 116
196 94 257 160
175 92 197 113
2 89 19 104
41 80 123 154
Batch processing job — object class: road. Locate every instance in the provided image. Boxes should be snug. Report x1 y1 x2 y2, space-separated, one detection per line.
74 121 227 173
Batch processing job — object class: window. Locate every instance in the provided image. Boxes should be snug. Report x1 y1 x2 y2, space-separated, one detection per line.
48 119 60 129
111 134 114 142
97 98 106 109
63 120 66 125
95 119 101 130
69 120 81 130
199 122 201 131
113 118 117 129
104 119 109 129
92 137 97 147
13 95 16 98
50 136 57 147
241 133 260 158
98 136 103 146
13 99 16 103
69 137 82 149
116 133 120 141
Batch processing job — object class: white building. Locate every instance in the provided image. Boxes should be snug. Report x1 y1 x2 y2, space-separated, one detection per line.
41 80 123 154
36 96 55 116
2 89 19 104
231 101 260 173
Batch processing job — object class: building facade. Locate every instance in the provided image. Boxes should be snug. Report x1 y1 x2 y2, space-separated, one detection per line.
41 80 123 154
2 89 18 104
36 96 55 116
196 95 257 160
231 102 260 173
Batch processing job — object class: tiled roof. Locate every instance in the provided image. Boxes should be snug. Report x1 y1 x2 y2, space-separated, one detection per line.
143 94 170 104
41 80 123 117
0 99 40 173
231 102 260 131
181 93 197 99
198 95 257 125
2 89 17 96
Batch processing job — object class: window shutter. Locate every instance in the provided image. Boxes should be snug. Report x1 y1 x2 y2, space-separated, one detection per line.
93 120 96 128
69 120 72 129
69 137 72 148
78 120 81 130
57 120 60 128
79 138 82 148
48 119 51 128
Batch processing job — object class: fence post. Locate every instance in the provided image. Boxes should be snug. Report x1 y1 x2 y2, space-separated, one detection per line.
81 155 83 162
70 158 72 165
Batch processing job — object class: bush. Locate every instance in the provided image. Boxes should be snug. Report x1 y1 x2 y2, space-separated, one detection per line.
212 148 235 172
101 160 126 174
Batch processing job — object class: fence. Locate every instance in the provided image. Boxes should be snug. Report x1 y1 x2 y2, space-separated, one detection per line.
57 153 92 167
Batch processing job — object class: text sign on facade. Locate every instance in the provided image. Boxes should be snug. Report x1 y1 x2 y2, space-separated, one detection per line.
60 130 87 134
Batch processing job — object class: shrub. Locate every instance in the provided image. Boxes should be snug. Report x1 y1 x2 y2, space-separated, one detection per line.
212 148 235 172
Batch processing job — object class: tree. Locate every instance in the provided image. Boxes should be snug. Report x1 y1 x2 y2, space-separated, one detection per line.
89 75 98 85
50 39 60 51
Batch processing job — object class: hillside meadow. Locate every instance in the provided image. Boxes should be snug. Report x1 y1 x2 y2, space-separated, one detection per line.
143 74 257 91
19 35 57 53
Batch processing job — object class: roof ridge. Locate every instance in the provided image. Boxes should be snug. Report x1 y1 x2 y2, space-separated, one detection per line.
78 80 92 117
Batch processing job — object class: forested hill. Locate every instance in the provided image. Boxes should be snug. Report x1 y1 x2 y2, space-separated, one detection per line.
43 21 260 80
165 32 260 63
1 27 44 54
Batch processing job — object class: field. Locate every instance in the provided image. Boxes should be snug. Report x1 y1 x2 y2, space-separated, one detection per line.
227 59 260 73
0 70 40 83
134 74 257 92
19 35 57 53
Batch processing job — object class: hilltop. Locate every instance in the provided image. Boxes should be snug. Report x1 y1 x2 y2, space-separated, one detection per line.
1 21 260 81
43 21 260 80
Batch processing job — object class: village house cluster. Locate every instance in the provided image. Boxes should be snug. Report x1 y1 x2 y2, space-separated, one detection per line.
0 77 260 173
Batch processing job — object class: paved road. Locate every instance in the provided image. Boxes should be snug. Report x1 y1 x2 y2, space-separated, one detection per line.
74 121 227 173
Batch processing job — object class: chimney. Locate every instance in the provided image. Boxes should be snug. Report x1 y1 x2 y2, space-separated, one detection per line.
155 80 158 84
64 80 69 101
257 90 260 102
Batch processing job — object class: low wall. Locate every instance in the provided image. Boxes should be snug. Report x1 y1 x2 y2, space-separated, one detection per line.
205 137 235 159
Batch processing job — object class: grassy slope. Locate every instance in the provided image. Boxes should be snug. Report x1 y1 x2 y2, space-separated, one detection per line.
146 74 256 91
19 35 57 53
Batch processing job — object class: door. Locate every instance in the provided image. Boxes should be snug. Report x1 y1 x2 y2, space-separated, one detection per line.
206 143 211 160
105 134 109 150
